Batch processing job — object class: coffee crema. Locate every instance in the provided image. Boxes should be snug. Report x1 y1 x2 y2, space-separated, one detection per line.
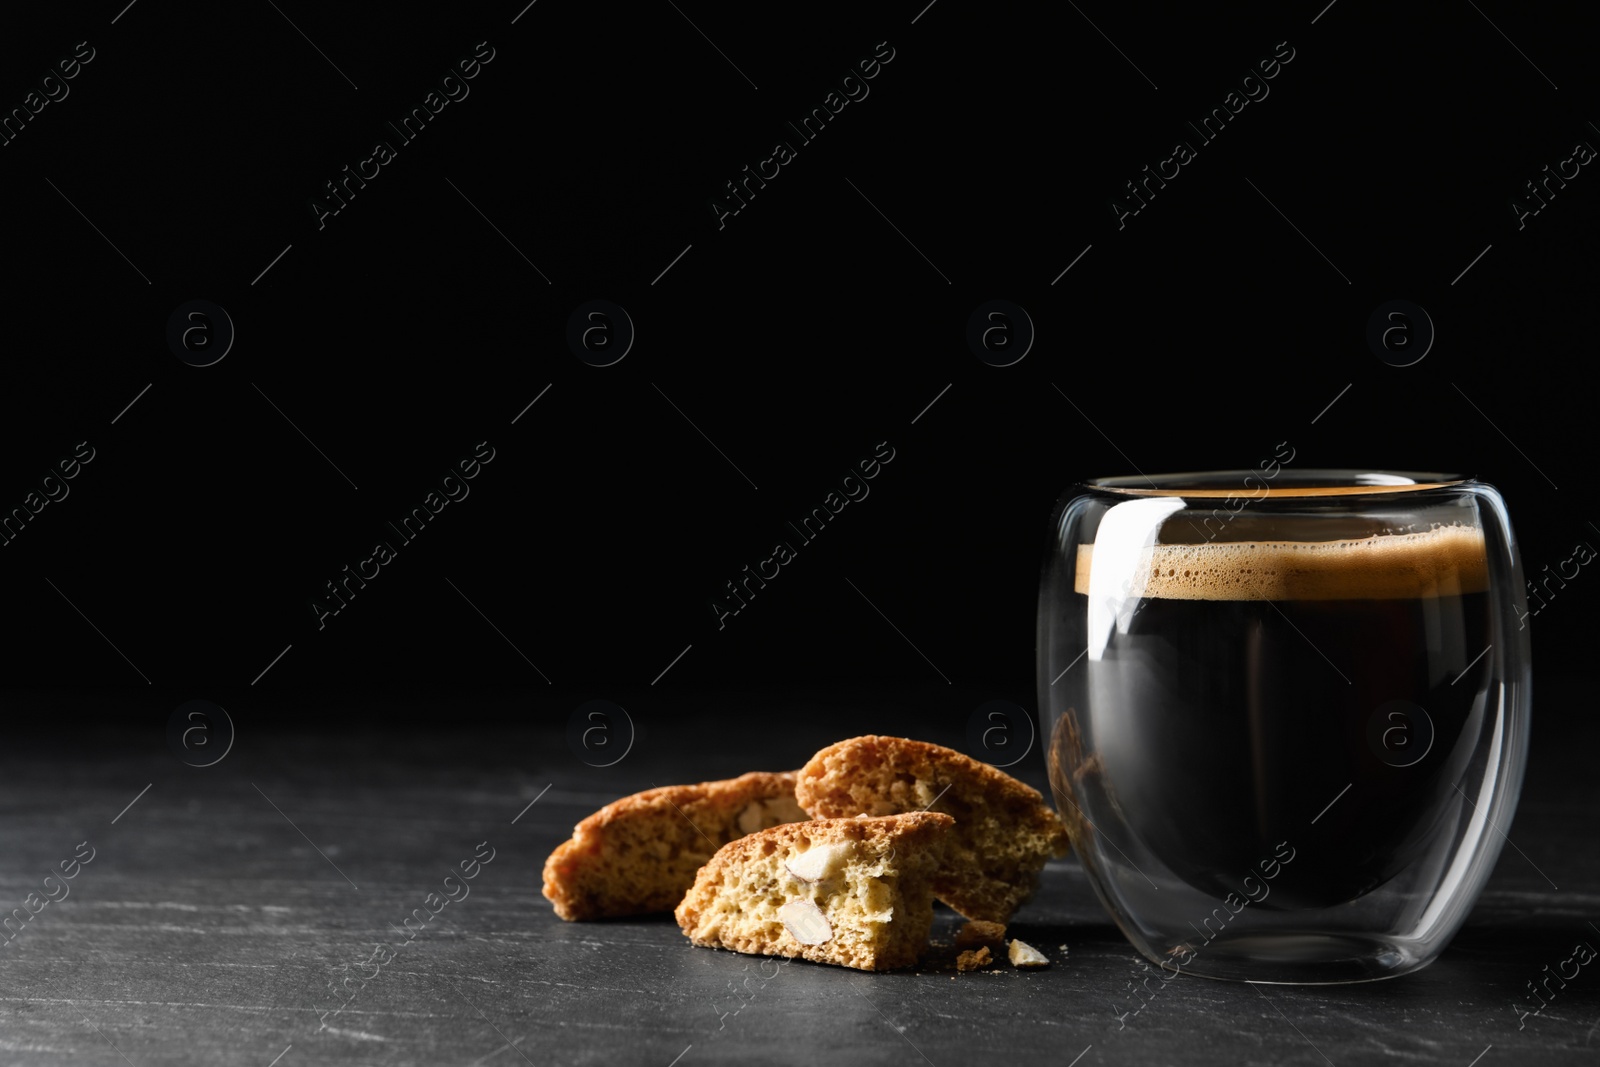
1074 524 1489 602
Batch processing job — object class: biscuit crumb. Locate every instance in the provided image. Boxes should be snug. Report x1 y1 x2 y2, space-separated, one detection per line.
956 946 992 972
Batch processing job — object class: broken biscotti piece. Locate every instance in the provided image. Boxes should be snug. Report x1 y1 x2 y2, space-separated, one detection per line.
542 771 807 920
795 735 1070 923
675 812 954 971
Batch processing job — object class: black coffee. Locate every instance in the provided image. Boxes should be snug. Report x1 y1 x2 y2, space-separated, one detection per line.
1067 527 1492 909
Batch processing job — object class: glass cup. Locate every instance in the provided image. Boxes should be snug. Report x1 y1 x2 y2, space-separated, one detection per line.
1035 470 1531 983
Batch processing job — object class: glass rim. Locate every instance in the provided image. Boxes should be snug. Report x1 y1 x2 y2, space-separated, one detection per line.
1081 469 1469 499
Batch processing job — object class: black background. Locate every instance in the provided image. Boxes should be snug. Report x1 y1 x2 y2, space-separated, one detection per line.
0 1 1591 714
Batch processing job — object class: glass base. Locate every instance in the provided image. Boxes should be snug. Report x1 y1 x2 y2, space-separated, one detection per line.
1141 931 1434 985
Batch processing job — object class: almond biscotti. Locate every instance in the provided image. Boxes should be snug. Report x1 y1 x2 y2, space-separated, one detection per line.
795 735 1068 923
542 771 806 920
675 812 954 971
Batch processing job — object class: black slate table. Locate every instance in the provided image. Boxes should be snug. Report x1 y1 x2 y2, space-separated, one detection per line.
2 683 1594 1067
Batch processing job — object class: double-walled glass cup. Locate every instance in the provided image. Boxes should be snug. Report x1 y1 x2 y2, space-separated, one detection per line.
1036 471 1530 983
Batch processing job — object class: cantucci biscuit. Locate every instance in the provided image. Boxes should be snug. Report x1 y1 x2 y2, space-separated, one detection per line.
675 812 953 971
542 771 806 920
796 736 1068 922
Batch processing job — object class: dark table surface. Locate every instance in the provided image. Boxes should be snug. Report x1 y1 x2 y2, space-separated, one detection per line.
2 683 1595 1067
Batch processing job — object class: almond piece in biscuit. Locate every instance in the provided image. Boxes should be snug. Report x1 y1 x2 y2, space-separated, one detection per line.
542 771 806 921
1008 938 1049 968
795 735 1069 923
675 812 954 972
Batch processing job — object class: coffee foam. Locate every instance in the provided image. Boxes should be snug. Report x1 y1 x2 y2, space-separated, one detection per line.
1074 524 1489 601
